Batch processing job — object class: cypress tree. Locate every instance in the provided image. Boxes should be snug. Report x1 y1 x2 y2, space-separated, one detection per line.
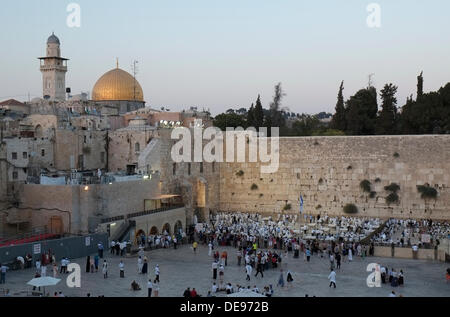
330 81 346 131
253 95 264 129
376 83 398 135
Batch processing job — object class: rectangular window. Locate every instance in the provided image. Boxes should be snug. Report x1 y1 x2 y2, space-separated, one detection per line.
173 163 177 176
212 162 215 173
12 152 17 160
12 171 18 180
200 162 204 174
23 152 28 159
100 152 105 164
188 163 191 176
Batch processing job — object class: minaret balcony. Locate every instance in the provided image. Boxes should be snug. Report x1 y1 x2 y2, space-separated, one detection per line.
40 65 68 72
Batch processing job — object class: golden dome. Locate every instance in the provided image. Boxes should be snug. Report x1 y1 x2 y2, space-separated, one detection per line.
92 68 144 102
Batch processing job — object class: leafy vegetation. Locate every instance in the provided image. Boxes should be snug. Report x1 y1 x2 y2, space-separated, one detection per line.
385 192 399 205
343 204 358 214
384 183 400 193
360 180 372 193
283 204 292 211
251 183 258 191
417 184 438 200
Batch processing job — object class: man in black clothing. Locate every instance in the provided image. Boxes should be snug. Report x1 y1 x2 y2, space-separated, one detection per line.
255 262 264 278
183 288 191 298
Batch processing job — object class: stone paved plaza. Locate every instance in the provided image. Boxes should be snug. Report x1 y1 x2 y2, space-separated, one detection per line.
2 245 449 297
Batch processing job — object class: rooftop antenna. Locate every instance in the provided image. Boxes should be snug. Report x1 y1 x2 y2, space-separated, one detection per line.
131 60 139 101
368 73 375 88
116 57 119 69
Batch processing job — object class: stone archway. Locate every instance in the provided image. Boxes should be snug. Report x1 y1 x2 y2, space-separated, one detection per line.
35 125 43 138
135 229 145 244
149 226 158 235
174 220 183 235
162 223 171 235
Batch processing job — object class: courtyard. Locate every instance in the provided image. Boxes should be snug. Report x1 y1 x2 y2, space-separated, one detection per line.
2 244 449 297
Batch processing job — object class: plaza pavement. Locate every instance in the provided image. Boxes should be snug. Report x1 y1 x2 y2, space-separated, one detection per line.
2 244 449 297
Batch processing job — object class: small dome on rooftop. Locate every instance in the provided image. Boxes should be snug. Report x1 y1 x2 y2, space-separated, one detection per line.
47 33 60 45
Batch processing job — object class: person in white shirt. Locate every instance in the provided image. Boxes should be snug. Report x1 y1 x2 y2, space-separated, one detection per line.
155 264 160 282
328 269 336 288
137 256 143 274
119 260 125 278
0 264 9 284
245 264 252 281
212 282 218 293
147 279 153 297
41 265 47 277
102 260 108 279
110 241 116 254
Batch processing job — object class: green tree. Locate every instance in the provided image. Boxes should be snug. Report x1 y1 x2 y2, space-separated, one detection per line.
417 71 424 101
213 113 247 131
264 83 286 136
253 95 265 129
345 86 378 135
330 81 346 131
376 83 398 135
247 103 255 127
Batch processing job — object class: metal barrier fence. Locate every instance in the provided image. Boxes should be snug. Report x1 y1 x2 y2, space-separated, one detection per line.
100 204 185 224
0 233 108 266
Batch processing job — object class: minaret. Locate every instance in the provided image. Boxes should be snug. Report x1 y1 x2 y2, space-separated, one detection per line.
38 33 69 101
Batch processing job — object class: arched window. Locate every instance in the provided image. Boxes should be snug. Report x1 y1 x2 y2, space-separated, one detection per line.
135 142 140 152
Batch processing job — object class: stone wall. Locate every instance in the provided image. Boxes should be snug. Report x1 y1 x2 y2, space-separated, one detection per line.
20 178 161 235
54 129 107 171
218 135 450 220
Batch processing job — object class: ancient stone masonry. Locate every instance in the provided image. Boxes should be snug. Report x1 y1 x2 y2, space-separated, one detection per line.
218 135 450 220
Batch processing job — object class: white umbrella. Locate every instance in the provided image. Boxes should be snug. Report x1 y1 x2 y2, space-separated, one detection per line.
27 277 61 295
227 289 265 298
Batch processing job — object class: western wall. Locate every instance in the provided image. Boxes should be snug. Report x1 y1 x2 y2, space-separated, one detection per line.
218 135 450 220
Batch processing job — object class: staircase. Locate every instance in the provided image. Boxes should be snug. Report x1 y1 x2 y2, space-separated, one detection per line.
111 220 136 242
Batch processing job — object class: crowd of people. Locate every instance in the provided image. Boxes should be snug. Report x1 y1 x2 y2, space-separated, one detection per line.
371 218 449 248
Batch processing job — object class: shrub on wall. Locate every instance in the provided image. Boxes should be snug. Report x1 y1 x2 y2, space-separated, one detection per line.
417 184 438 200
393 152 400 158
251 183 258 190
236 170 244 177
374 178 381 183
283 204 292 211
360 180 372 193
385 192 399 205
369 191 377 199
343 204 358 214
384 183 400 193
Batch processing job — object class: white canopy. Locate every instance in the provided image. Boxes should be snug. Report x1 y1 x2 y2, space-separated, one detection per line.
27 277 61 288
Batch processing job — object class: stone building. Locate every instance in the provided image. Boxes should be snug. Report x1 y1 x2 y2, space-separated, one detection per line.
91 63 146 114
38 33 68 101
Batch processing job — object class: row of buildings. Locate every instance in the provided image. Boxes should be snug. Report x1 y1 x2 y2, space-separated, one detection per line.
0 34 216 241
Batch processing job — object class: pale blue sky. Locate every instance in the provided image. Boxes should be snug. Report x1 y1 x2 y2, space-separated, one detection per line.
1 0 449 115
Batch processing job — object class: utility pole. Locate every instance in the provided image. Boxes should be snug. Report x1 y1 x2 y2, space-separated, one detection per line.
368 73 375 88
